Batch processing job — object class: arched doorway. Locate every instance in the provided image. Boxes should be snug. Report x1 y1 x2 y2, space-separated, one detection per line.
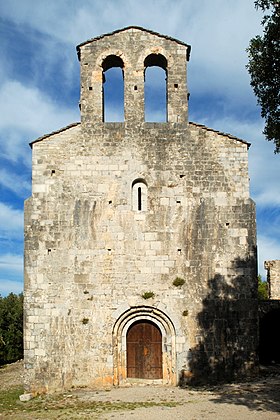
112 306 177 386
127 320 162 379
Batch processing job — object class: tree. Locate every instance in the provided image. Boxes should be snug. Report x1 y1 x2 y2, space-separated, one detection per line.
247 0 280 153
0 293 23 364
258 274 269 300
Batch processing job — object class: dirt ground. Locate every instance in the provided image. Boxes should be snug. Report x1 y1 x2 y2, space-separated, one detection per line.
1 361 280 419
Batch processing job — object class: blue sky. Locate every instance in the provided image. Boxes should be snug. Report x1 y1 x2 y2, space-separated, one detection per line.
0 0 279 295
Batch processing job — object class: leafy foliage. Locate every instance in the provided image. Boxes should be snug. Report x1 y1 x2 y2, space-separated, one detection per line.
258 275 269 300
141 291 155 299
172 277 186 287
247 0 280 153
0 293 23 364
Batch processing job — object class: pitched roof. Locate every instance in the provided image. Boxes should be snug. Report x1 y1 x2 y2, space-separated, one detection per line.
29 122 81 147
189 121 250 147
76 26 191 60
29 121 249 148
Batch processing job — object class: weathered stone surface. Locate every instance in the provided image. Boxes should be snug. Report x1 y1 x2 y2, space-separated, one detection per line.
19 393 33 402
24 26 258 393
265 260 280 299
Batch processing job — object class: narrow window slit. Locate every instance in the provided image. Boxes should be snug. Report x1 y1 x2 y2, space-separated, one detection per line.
138 187 142 211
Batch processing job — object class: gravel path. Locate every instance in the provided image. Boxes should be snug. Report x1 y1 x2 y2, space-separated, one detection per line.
73 373 280 419
1 361 280 419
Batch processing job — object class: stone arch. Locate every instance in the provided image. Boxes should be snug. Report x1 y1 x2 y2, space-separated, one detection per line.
101 55 124 122
91 51 128 122
112 306 177 386
144 53 167 122
132 178 148 211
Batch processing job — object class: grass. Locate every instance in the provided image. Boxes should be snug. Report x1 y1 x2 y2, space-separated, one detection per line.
0 386 180 419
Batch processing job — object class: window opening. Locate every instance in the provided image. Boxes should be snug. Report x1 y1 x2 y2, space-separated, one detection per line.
102 55 124 122
138 187 142 210
144 54 167 122
132 180 147 211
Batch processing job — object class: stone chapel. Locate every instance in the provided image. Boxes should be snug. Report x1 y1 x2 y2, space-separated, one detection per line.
24 26 258 394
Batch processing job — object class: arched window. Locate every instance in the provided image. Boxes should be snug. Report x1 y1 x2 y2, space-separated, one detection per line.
102 55 124 122
144 54 167 122
132 179 148 211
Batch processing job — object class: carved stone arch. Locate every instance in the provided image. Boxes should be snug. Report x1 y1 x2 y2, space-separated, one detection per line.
132 178 148 211
95 50 129 74
94 51 128 122
138 47 170 69
112 306 177 386
139 48 172 122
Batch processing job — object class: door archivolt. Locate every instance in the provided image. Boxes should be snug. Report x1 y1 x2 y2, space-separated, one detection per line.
112 306 177 385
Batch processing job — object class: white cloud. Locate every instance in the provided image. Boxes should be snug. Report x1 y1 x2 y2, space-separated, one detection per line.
0 80 79 163
0 203 23 239
0 168 31 198
0 255 23 296
0 280 23 296
258 235 280 279
0 80 78 134
0 254 23 274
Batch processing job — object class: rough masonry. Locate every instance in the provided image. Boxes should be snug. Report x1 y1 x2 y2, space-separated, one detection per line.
264 260 280 299
24 26 258 394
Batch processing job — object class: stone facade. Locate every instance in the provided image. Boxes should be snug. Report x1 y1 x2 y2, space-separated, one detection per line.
264 260 280 299
24 26 258 394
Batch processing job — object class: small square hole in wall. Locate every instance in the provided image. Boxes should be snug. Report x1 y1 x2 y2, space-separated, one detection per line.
89 86 92 90
109 200 112 204
174 83 178 89
226 222 230 227
48 249 51 254
179 174 185 179
51 169 55 175
134 85 138 91
176 200 181 204
177 249 182 255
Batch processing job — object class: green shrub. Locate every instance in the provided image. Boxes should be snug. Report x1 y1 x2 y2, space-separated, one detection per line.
141 291 155 300
173 277 185 287
258 275 268 300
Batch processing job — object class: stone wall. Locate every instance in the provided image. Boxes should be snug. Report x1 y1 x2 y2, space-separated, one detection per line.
24 27 258 393
264 260 280 299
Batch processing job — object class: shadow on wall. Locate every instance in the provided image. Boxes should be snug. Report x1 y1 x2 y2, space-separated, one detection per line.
259 308 280 364
180 256 258 387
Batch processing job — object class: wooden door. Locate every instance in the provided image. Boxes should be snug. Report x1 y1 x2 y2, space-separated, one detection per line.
126 321 162 379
